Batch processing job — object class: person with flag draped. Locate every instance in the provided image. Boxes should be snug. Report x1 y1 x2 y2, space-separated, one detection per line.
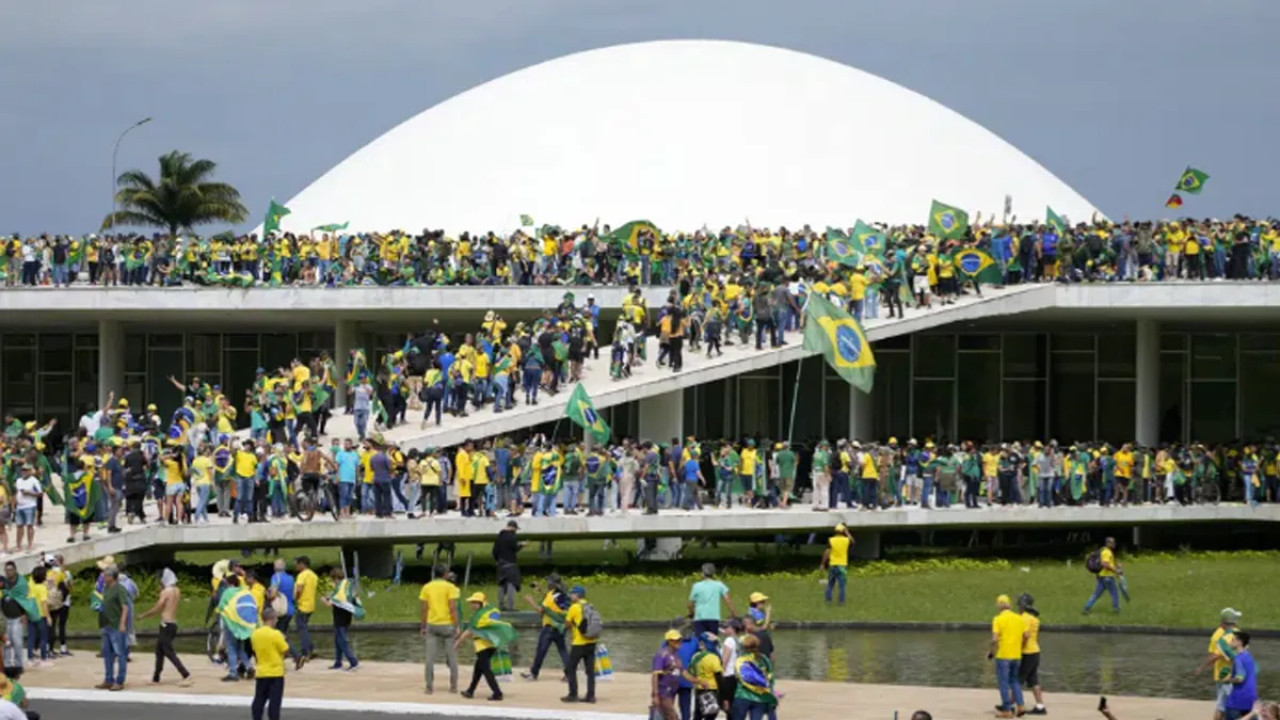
731 633 779 719
322 566 361 670
217 573 258 681
64 445 103 544
454 591 516 701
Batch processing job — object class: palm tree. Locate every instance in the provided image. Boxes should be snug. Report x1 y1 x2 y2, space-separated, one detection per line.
102 150 248 235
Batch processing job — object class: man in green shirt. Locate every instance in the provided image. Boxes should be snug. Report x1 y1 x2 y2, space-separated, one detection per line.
95 567 131 690
811 440 831 511
774 443 797 509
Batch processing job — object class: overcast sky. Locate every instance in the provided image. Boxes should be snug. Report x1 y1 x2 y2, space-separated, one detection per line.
2 0 1276 235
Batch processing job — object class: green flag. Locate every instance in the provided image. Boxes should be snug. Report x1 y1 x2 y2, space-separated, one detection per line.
519 214 534 227
604 220 660 257
927 200 969 240
312 222 349 233
1175 167 1209 195
565 383 611 444
824 227 861 267
263 199 291 236
467 606 519 650
852 220 885 255
953 248 1004 285
803 294 875 394
1046 207 1067 234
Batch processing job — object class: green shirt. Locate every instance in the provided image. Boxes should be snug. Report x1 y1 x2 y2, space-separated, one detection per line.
98 583 128 629
775 450 797 479
812 449 830 472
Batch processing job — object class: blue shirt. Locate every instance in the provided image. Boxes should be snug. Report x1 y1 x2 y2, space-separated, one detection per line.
1226 651 1258 711
683 459 700 482
371 451 392 484
335 450 360 484
676 637 699 689
688 579 729 621
270 571 296 616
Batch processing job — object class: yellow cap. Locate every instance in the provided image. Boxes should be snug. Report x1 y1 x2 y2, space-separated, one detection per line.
466 592 486 604
835 523 847 532
996 594 1011 606
749 592 769 603
888 437 898 444
664 629 682 641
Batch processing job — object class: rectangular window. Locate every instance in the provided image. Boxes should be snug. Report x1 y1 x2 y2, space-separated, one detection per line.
186 334 223 375
911 379 954 441
913 334 955 378
1158 351 1187 444
869 350 909 442
1097 333 1136 378
1190 382 1236 443
1002 379 1046 441
1191 334 1236 380
1002 333 1046 379
1049 351 1095 442
39 334 73 373
1096 380 1135 445
957 351 999 443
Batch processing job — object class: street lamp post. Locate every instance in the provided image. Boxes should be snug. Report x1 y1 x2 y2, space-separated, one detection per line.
108 117 152 228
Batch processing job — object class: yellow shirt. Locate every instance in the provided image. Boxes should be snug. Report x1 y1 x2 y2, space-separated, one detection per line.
1022 612 1041 654
163 458 184 487
860 452 878 480
471 610 498 653
291 364 311 391
1209 626 1236 682
418 579 460 627
472 453 490 486
565 600 592 646
420 457 441 486
691 651 724 690
250 626 290 678
249 582 266 618
234 450 258 477
828 535 850 567
191 456 214 486
294 568 319 613
1114 451 1133 479
29 582 49 619
1098 547 1117 578
848 273 868 301
539 591 562 627
991 609 1026 660
982 452 998 478
740 448 757 475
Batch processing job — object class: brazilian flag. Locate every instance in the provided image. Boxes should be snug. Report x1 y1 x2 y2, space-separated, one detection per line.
1046 207 1067 235
219 587 259 641
467 605 519 650
927 200 969 240
263 199 291 237
852 220 885 254
824 228 861 267
803 293 875 393
953 248 1003 285
519 214 534 227
565 383 611 444
734 655 778 708
1175 167 1209 195
604 220 660 257
65 471 103 521
312 222 349 233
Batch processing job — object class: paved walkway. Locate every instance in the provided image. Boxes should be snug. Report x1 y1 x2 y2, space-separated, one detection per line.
25 654 1211 720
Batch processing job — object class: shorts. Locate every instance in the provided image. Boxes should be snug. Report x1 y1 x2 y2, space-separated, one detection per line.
1019 652 1040 687
165 483 186 497
14 507 35 527
778 476 795 494
1216 682 1232 712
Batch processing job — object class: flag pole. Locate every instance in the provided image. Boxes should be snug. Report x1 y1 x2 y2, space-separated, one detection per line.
787 295 812 444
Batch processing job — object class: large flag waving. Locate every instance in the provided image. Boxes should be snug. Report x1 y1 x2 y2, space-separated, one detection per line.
66 470 102 520
263 199 291 237
824 228 861 267
803 294 875 393
953 248 1003 285
927 200 969 240
852 220 885 255
1175 167 1209 195
219 587 260 641
312 222 349 233
565 383 611 444
604 220 660 257
1046 207 1067 234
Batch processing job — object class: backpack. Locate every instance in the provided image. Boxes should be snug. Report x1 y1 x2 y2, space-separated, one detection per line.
580 602 604 640
1085 549 1103 574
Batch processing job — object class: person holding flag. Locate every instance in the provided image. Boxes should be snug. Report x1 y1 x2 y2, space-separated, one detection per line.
322 566 361 671
217 572 258 682
454 591 517 702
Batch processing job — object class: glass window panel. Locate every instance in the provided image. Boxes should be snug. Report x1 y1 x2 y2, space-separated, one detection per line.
1052 333 1094 352
1189 382 1236 444
1096 380 1136 445
2 348 35 406
876 334 909 351
958 334 999 351
125 333 146 373
700 379 728 441
222 350 260 428
1002 380 1046 441
226 334 259 350
149 333 183 349
147 349 184 419
1050 351 1095 443
1160 333 1186 351
123 375 145 415
824 376 850 441
1003 334 1046 379
683 387 698 440
39 334 72 373
39 374 72 414
911 379 954 442
1191 334 1236 380
260 334 298 374
913 334 955 378
74 348 98 383
2 334 35 349
1158 352 1186 444
1241 334 1279 352
298 332 335 358
1097 333 1136 378
869 350 909 442
738 377 779 439
1240 352 1280 440
186 334 222 374
75 334 99 349
782 357 824 444
957 351 1000 443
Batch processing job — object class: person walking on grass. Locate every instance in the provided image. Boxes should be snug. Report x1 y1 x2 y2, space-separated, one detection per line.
820 523 852 605
137 568 191 687
688 564 737 637
1017 594 1046 715
418 564 460 695
1082 537 1123 615
989 594 1028 718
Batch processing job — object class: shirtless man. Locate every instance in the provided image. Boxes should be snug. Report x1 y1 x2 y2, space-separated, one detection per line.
139 568 193 686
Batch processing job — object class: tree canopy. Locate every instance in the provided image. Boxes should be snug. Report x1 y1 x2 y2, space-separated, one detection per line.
101 150 247 235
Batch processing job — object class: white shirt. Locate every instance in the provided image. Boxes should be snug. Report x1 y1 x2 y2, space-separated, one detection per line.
15 477 42 510
721 636 739 677
79 410 103 436
0 699 26 720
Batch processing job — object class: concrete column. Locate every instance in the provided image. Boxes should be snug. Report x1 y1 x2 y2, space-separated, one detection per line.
636 537 683 561
98 319 125 407
341 544 396 580
334 319 358 410
853 531 881 560
849 385 873 441
638 388 683 443
1135 319 1159 447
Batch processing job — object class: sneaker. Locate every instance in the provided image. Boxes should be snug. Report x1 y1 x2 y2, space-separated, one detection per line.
221 675 239 682
520 672 536 681
460 690 475 699
561 695 579 703
1027 707 1047 715
94 682 113 689
109 684 124 691
488 694 504 701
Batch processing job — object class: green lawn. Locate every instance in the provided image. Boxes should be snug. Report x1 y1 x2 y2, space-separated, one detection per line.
61 544 1280 632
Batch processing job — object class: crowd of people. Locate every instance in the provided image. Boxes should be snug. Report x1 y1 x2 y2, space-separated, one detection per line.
5 214 1280 291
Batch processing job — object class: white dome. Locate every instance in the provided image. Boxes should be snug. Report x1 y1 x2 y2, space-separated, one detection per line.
278 40 1100 234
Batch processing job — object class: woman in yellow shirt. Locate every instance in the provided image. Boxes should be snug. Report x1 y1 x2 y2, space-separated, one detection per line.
453 592 506 701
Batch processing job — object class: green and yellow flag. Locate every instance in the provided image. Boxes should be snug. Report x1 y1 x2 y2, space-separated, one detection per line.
519 214 534 227
953 248 1003 285
263 199 291 236
219 587 260 641
312 222 348 233
852 220 885 254
604 220 660 257
803 293 875 393
1175 167 1209 195
565 383 611 444
927 200 969 240
824 227 861 267
467 605 519 650
1046 207 1067 234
